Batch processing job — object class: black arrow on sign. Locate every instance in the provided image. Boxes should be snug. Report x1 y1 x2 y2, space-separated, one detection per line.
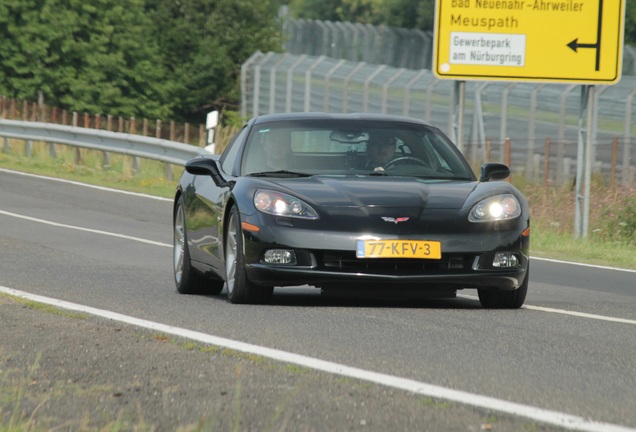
566 0 603 71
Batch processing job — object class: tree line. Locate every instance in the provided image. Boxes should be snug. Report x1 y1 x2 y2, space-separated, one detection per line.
0 0 284 124
1 0 634 126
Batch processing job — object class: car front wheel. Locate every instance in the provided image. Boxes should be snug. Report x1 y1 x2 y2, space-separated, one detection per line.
225 206 273 304
174 196 224 295
478 266 529 309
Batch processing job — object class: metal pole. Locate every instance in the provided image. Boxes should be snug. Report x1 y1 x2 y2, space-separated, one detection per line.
574 86 588 239
500 83 516 163
583 85 595 238
453 81 465 152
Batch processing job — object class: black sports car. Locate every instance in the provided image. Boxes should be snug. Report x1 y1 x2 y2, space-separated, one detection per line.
173 113 530 308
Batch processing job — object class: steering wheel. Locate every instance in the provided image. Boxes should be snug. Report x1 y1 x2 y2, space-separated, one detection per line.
384 156 429 169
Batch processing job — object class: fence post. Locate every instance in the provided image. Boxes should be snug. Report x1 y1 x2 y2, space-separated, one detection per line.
1 97 8 153
103 115 112 168
544 137 551 186
155 119 171 180
131 117 140 174
24 101 33 157
624 89 635 187
199 124 205 147
499 83 515 163
73 112 82 164
504 138 511 181
563 157 572 184
526 84 546 180
610 135 618 189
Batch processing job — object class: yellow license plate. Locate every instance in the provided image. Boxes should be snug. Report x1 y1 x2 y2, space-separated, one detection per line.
356 240 441 259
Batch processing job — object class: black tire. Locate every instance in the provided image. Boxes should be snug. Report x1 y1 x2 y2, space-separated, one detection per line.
225 206 273 304
478 265 529 309
173 196 224 295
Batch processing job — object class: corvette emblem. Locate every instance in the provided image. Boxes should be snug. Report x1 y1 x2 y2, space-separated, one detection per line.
382 217 409 224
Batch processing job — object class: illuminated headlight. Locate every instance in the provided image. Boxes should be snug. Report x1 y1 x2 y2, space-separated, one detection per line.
493 252 520 268
254 190 318 219
264 249 296 264
469 194 521 222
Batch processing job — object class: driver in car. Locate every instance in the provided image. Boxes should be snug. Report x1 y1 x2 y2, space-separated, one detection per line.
364 132 396 169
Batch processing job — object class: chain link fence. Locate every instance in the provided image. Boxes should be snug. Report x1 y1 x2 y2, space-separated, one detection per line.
241 51 636 186
283 18 636 77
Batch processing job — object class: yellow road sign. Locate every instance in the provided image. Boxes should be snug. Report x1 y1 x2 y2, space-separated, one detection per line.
433 0 626 84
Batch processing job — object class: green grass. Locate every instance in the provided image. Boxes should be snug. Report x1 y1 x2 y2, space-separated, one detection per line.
1 138 635 270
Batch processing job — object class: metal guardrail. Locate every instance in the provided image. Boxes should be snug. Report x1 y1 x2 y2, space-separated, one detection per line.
0 119 205 165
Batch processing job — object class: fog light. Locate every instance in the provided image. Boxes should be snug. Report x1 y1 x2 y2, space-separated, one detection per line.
493 252 519 268
264 249 296 265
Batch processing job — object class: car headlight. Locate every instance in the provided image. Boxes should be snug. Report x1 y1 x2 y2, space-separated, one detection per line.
254 189 319 219
469 194 521 222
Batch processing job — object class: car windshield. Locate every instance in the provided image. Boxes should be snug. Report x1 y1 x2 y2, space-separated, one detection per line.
242 119 474 180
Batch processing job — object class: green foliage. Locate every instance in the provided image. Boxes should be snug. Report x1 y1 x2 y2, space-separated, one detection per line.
288 0 434 30
0 0 171 119
288 0 343 21
381 0 435 30
598 188 636 246
625 1 636 44
0 0 283 123
144 0 283 122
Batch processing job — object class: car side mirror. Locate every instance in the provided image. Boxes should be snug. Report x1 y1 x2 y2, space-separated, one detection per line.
479 163 510 182
185 158 230 188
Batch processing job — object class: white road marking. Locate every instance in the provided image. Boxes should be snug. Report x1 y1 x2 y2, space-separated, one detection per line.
458 294 636 326
0 286 633 432
0 210 170 248
531 256 636 274
0 167 172 201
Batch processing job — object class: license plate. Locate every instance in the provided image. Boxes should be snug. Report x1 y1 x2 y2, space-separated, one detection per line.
356 240 441 259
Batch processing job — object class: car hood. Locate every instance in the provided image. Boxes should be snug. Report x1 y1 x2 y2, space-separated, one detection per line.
268 176 478 209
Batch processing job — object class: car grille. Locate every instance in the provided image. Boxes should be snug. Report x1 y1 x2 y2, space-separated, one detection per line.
318 252 474 274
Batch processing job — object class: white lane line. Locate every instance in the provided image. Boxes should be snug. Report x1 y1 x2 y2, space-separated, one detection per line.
525 305 636 324
0 168 172 202
458 295 636 325
1 286 633 432
531 256 636 274
0 210 170 248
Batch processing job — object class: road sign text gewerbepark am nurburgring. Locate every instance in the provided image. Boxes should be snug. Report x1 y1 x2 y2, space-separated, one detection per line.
433 0 626 84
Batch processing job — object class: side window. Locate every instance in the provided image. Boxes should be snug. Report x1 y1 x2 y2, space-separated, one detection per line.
220 127 248 175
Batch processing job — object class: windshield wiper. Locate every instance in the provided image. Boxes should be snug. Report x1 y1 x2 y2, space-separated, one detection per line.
248 170 312 178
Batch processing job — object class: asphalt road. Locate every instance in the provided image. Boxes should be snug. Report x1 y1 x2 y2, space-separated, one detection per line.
1 168 635 431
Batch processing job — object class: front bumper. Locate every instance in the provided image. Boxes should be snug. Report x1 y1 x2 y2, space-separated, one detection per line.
242 224 529 291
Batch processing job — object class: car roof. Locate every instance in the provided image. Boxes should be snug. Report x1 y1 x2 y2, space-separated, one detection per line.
249 112 435 127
